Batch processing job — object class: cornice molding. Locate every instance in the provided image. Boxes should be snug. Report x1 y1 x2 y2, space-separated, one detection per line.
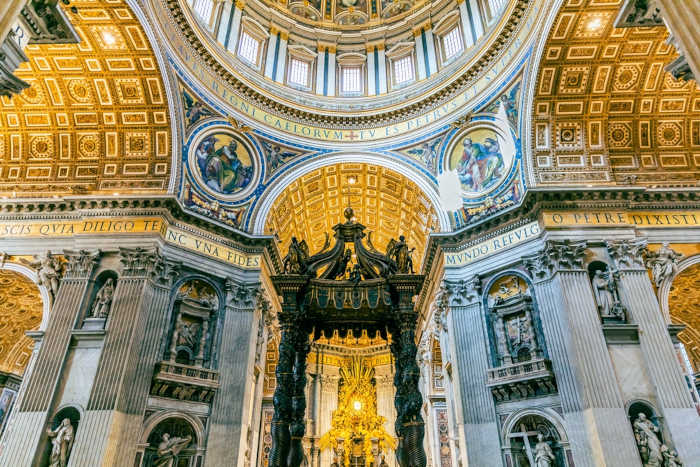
160 0 530 127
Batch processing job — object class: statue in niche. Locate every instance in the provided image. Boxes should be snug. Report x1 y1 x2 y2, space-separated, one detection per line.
23 251 62 302
633 413 663 467
175 320 199 349
90 278 114 319
387 235 414 273
534 433 555 467
645 242 683 288
591 268 626 322
661 445 683 467
47 418 74 467
154 433 192 467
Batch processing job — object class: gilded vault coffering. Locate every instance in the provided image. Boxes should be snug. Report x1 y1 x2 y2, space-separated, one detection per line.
668 263 700 372
264 163 438 270
532 0 700 187
0 0 171 197
0 269 42 376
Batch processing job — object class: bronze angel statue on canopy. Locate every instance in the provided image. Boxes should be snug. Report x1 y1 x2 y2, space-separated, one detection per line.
283 237 310 274
386 235 415 274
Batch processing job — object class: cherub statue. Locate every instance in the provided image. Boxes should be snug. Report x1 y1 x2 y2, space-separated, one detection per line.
22 251 62 302
47 418 74 467
283 237 309 274
154 433 192 467
90 278 115 319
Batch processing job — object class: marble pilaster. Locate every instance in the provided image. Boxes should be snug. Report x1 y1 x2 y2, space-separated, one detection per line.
206 280 260 467
444 276 502 467
0 250 99 466
608 239 700 463
68 248 177 466
524 240 640 467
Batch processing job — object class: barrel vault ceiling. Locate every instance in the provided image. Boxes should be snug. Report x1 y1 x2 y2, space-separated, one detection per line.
0 269 42 376
668 263 700 372
0 0 171 197
264 163 439 270
532 0 700 187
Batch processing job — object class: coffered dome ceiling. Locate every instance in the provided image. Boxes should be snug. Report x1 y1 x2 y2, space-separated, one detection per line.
530 0 700 188
0 0 172 197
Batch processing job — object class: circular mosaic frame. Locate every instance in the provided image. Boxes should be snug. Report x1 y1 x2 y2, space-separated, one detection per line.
187 124 261 202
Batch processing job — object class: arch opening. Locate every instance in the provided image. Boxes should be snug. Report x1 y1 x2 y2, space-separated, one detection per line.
262 162 441 271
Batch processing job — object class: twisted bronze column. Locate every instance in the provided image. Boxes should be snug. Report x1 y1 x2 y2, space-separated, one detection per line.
268 320 295 467
287 326 310 467
391 310 427 467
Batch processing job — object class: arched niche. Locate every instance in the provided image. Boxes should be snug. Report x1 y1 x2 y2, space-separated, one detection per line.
139 412 204 467
165 278 221 368
42 405 81 467
81 269 119 329
483 272 547 367
501 409 572 467
626 399 680 467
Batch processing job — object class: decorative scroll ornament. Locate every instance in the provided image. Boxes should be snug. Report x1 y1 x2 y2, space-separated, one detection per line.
281 207 409 280
644 242 683 288
606 238 647 270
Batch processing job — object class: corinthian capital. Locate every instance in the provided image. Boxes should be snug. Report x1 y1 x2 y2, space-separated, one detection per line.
606 238 647 271
443 275 482 306
119 247 163 279
524 240 587 280
63 249 100 279
226 279 260 310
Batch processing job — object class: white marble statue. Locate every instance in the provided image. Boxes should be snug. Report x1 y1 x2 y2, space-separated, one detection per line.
592 270 615 316
661 444 683 467
154 433 192 467
47 418 74 467
633 413 663 467
90 278 114 319
23 251 61 302
645 242 682 288
534 433 555 467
